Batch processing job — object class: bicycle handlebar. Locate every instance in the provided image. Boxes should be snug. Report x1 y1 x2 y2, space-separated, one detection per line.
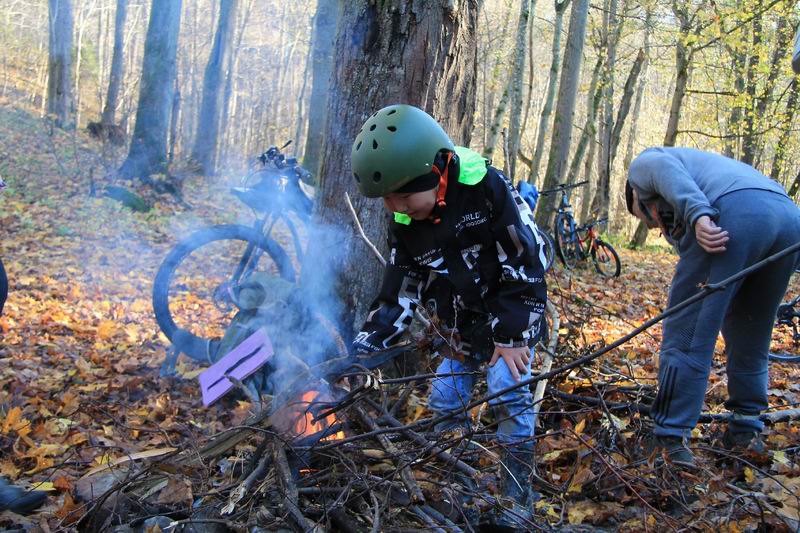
539 180 589 196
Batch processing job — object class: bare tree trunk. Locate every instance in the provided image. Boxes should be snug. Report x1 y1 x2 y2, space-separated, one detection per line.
506 0 533 181
118 0 182 180
302 0 339 181
741 4 763 166
535 0 590 227
566 54 603 186
528 0 570 183
220 0 253 165
591 47 644 221
482 0 515 157
101 0 127 125
589 0 625 220
663 4 695 147
770 77 799 183
168 87 180 165
191 0 237 175
47 0 74 128
311 0 479 335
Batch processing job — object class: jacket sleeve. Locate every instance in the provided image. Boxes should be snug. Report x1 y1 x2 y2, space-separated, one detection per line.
628 148 718 226
485 170 548 347
352 227 427 353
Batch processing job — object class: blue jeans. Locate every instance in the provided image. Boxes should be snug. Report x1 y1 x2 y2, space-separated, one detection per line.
428 356 536 444
652 190 800 438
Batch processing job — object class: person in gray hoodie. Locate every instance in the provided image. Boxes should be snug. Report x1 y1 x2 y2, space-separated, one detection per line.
625 147 800 466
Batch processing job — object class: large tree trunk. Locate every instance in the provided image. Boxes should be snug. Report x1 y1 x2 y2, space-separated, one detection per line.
302 0 339 181
118 0 182 180
505 0 533 181
528 0 570 184
101 0 127 126
535 0 590 227
310 0 478 336
47 0 74 128
191 0 237 175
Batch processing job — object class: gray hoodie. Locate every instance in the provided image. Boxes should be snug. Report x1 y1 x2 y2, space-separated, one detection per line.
628 147 788 242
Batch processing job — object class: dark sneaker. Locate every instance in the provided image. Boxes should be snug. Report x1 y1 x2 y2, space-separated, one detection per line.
0 478 47 514
651 435 696 468
720 429 766 454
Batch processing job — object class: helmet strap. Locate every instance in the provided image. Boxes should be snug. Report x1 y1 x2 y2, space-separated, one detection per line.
431 151 454 224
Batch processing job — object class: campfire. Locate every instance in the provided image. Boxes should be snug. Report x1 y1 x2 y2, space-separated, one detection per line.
287 389 347 443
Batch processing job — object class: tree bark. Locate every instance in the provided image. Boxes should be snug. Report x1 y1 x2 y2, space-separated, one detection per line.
118 0 182 180
191 0 237 175
101 0 127 125
528 0 570 184
47 0 74 128
302 0 339 182
310 0 478 336
566 54 603 186
505 0 533 181
535 0 590 227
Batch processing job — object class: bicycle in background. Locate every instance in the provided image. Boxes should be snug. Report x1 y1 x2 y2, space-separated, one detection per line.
539 181 621 278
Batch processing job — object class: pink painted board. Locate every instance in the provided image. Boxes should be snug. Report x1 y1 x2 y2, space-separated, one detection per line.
198 329 274 406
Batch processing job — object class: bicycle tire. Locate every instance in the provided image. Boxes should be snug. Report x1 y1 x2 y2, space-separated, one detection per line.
555 214 579 269
152 224 295 362
591 239 621 278
768 351 800 363
537 229 556 272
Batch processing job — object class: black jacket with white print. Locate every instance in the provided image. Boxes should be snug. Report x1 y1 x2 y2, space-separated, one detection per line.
352 148 547 357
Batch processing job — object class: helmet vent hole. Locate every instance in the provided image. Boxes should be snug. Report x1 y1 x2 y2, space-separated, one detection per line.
372 140 378 149
369 124 376 131
387 109 397 115
353 173 360 182
372 172 381 183
387 126 396 132
356 141 362 151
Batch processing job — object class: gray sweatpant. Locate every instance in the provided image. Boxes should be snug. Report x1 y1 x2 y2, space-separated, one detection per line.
651 190 800 438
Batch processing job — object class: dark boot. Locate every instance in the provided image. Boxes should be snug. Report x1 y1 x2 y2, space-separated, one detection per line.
0 477 47 514
651 435 696 468
720 428 766 454
488 444 538 531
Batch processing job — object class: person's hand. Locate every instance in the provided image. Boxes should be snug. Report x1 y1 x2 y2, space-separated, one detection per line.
489 345 531 381
694 215 728 254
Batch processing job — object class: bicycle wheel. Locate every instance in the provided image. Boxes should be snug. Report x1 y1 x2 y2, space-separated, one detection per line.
152 224 295 362
591 239 621 278
555 214 579 269
537 228 556 272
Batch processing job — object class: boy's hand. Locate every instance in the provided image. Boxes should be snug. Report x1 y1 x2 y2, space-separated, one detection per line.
489 345 531 381
694 215 728 254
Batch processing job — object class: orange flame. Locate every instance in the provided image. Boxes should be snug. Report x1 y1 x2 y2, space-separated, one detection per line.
291 390 345 441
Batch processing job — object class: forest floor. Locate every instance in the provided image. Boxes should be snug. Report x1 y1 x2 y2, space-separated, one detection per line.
0 106 799 532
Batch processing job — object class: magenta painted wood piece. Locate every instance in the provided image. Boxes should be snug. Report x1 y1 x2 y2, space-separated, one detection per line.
199 329 274 406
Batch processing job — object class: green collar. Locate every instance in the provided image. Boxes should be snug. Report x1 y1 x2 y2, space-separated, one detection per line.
393 146 488 225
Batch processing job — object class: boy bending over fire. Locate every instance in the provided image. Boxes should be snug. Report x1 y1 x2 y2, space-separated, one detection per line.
350 105 547 528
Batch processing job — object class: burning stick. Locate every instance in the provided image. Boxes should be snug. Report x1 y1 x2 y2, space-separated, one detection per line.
272 440 322 532
353 405 425 503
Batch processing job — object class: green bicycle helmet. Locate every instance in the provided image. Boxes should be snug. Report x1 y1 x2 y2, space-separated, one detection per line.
351 104 455 198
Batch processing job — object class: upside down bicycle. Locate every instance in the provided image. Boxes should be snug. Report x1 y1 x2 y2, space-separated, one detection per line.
152 141 313 369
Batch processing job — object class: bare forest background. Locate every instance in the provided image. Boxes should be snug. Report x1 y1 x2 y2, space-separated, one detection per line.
4 0 800 239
